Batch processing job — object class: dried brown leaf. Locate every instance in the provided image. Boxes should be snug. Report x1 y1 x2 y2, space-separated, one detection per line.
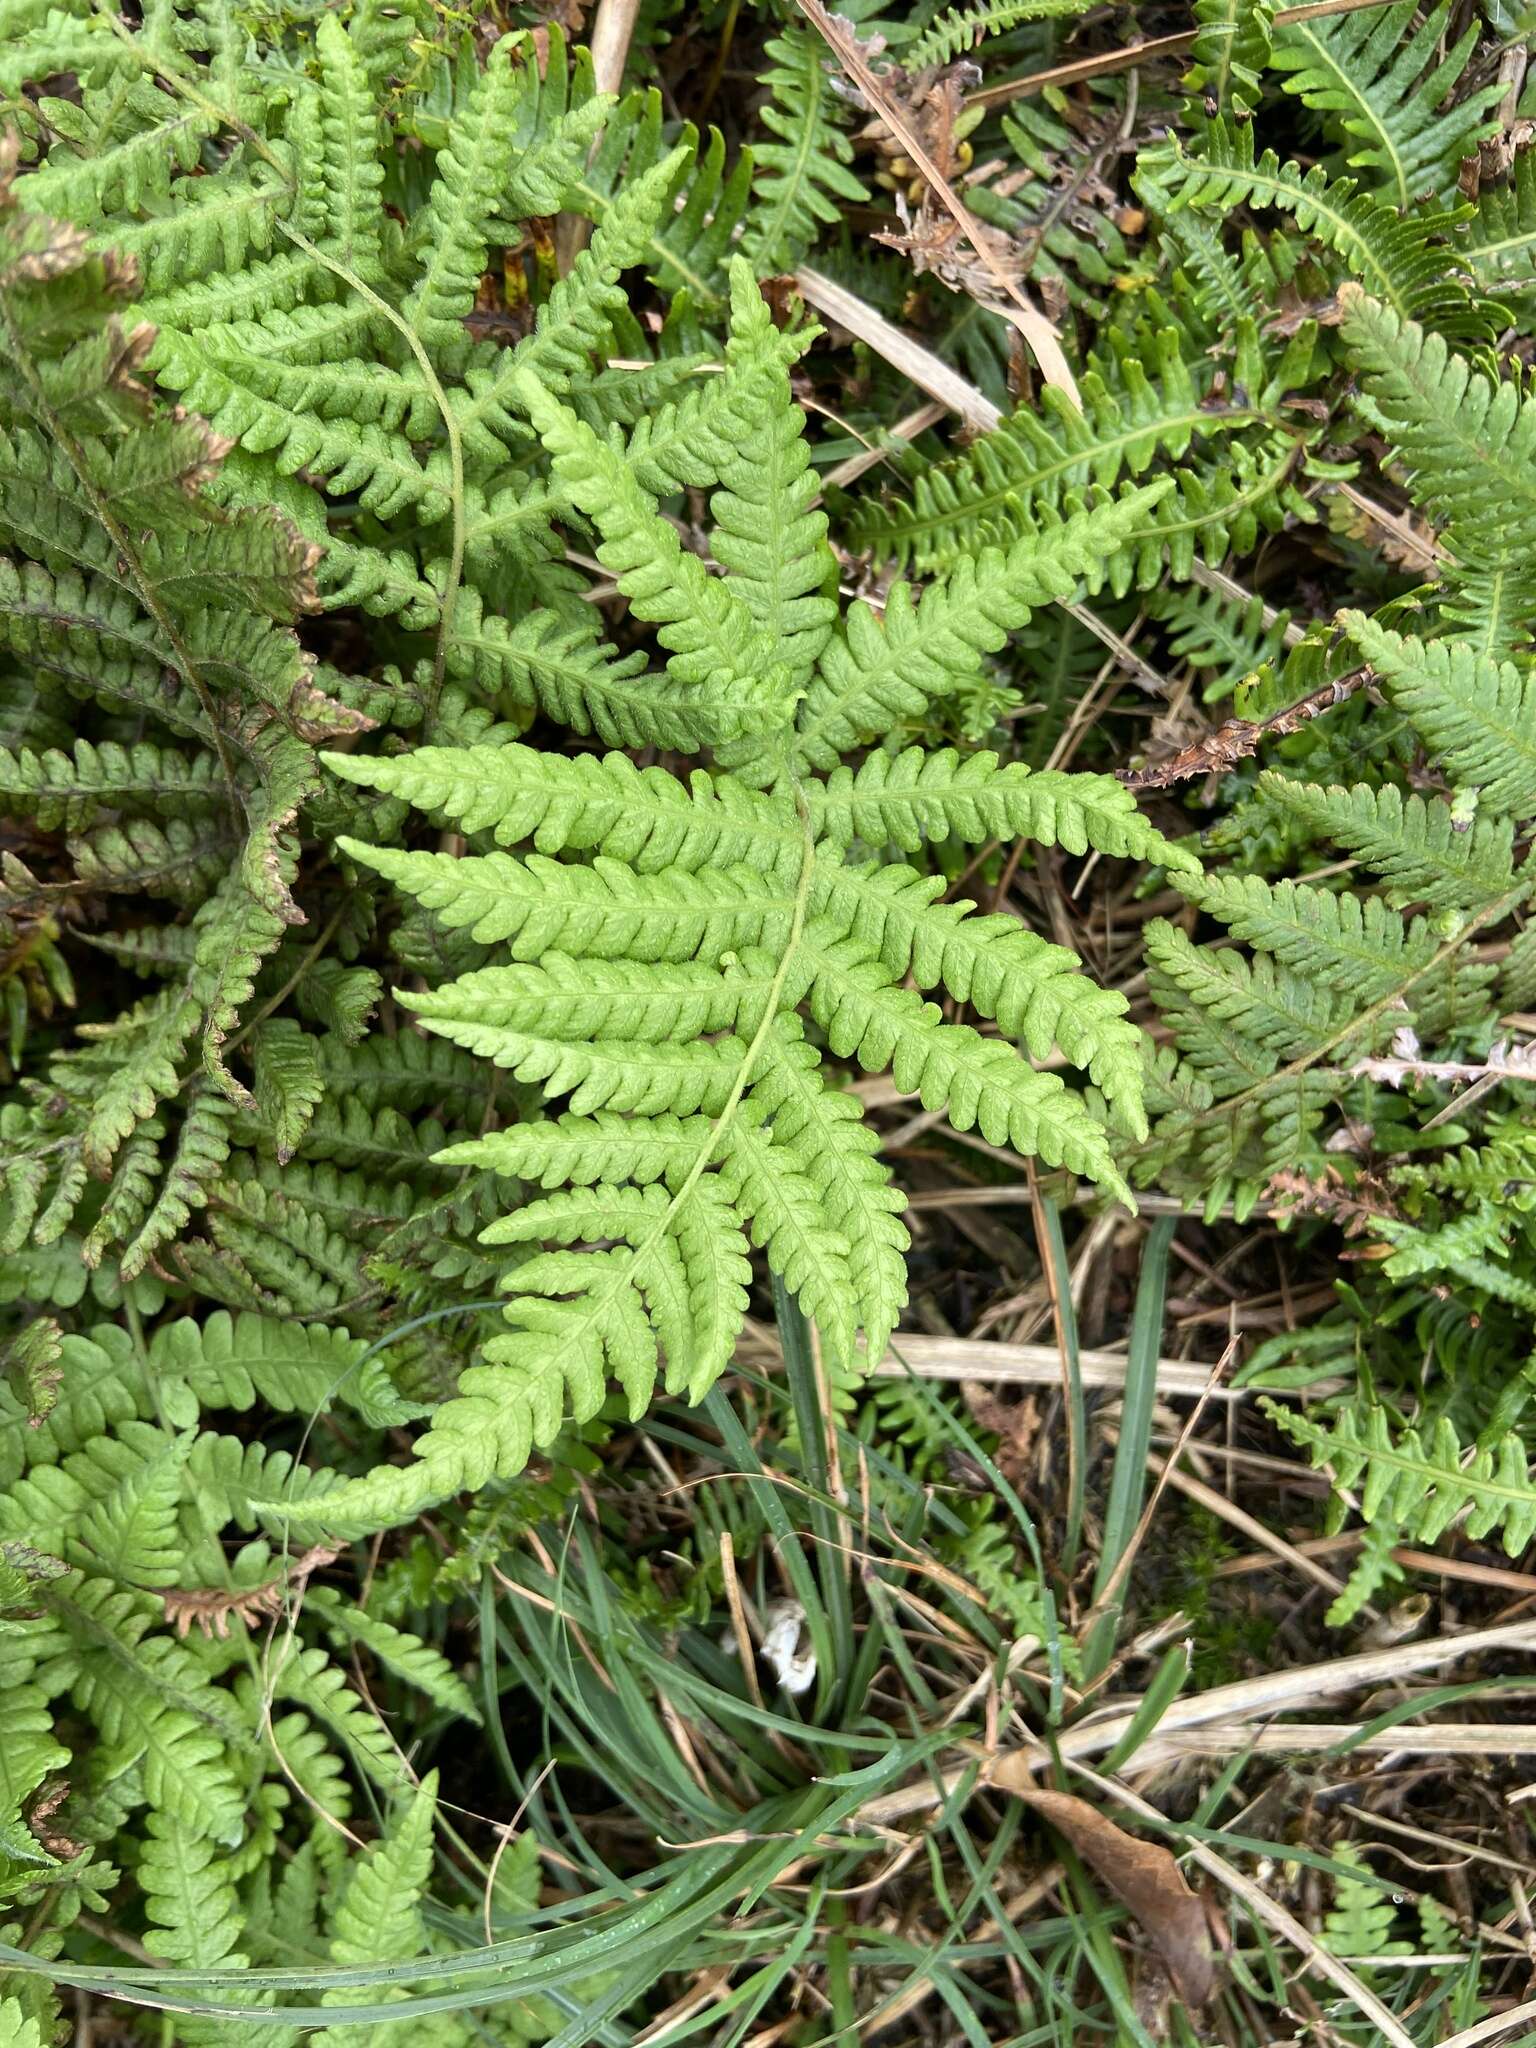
1120 667 1370 791
993 1769 1216 2006
162 1544 339 1638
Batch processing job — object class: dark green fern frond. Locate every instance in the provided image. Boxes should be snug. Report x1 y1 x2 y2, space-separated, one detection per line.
1167 123 1488 335
1462 147 1536 300
744 26 868 273
1344 613 1536 815
1270 0 1502 207
1259 775 1518 912
1183 0 1275 121
908 0 1095 70
848 324 1262 576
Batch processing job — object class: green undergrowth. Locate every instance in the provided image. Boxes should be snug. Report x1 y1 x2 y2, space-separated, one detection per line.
3 0 1536 2037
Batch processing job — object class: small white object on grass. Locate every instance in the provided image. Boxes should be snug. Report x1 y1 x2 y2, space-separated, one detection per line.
760 1600 816 1697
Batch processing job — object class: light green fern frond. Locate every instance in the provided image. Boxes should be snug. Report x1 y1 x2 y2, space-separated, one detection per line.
302 677 1187 1523
1321 1845 1411 1957
314 1774 439 2044
1272 1396 1536 1555
848 326 1259 576
769 481 1174 782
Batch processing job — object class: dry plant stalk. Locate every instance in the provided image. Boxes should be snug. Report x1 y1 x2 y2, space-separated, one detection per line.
793 0 1079 400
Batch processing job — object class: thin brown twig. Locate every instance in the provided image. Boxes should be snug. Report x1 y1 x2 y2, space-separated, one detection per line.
968 0 1407 108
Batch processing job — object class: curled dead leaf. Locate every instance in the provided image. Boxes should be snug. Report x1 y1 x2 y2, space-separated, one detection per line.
1120 666 1370 791
162 1544 340 1637
993 1764 1216 2007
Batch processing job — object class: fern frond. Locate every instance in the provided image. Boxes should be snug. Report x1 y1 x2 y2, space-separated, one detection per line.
512 356 796 737
1183 0 1275 121
745 1011 909 1360
849 330 1249 576
313 1775 438 2042
1344 613 1536 817
1146 921 1351 1082
0 1688 67 1852
571 90 753 308
1321 1844 1411 1956
1259 774 1518 911
118 1089 235 1281
77 1430 190 1589
745 27 868 272
773 481 1172 780
259 1639 414 1798
310 14 387 280
801 928 1128 1196
455 148 688 453
1271 1 1502 207
1272 1396 1536 1555
1167 124 1482 333
404 36 604 346
708 265 836 693
805 748 1199 868
1463 147 1536 297
304 1591 481 1725
1339 292 1536 641
910 0 1094 70
58 1576 245 1843
251 1022 324 1167
1326 1514 1404 1627
1188 872 1439 1000
140 1811 250 1967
